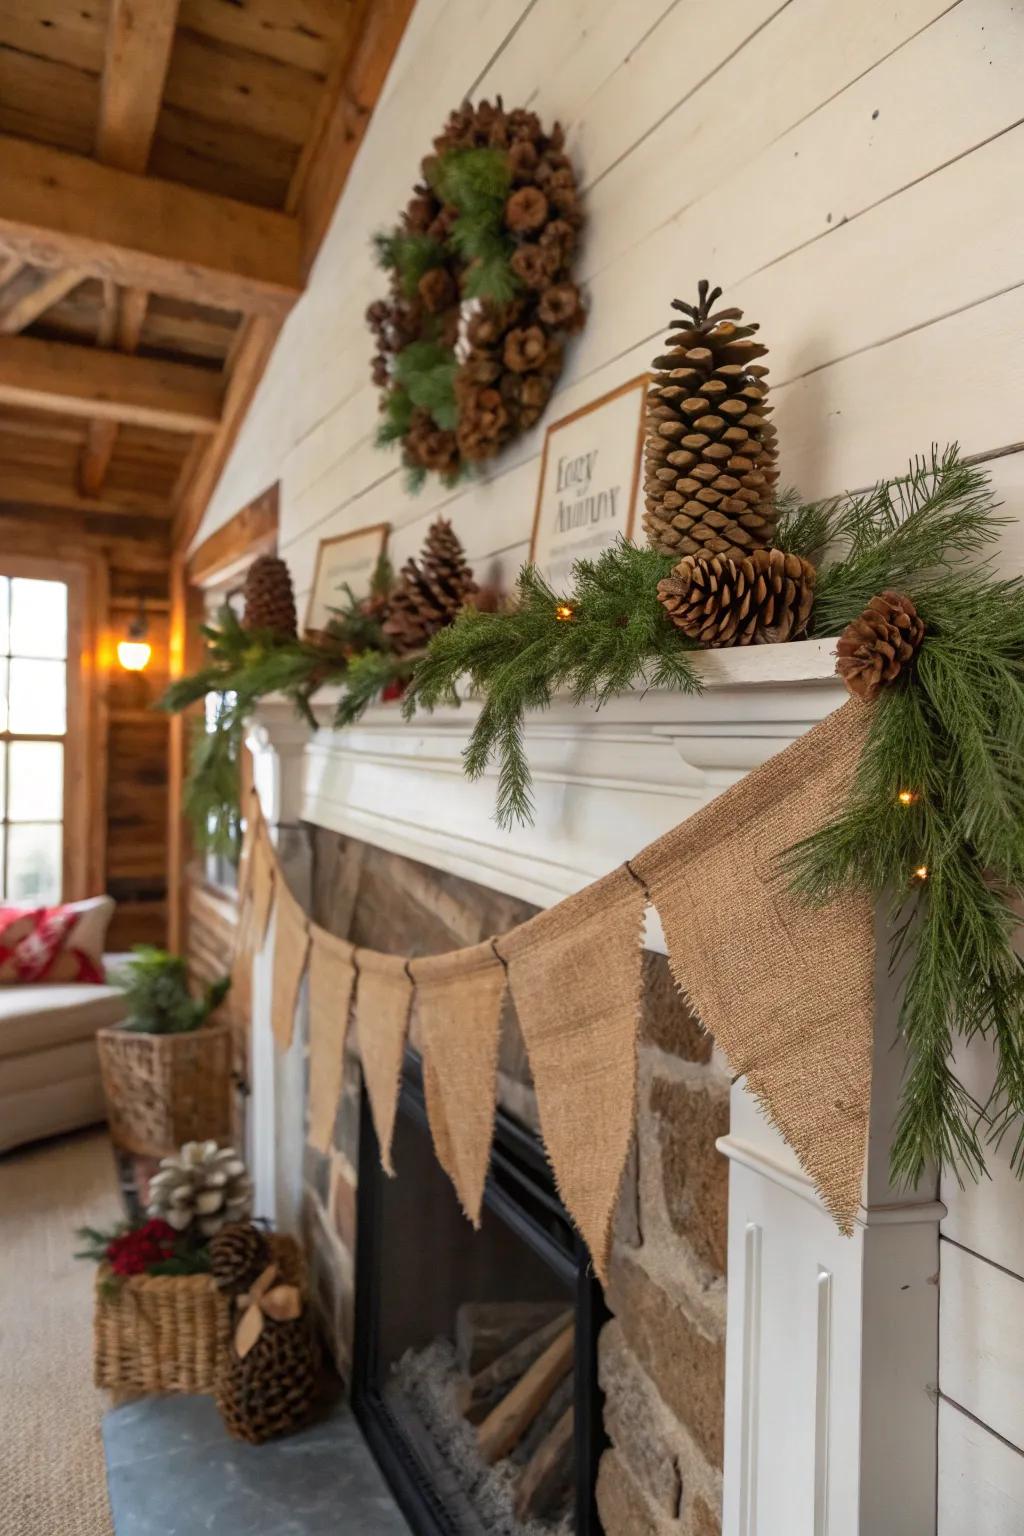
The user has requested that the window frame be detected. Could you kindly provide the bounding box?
[0,554,96,904]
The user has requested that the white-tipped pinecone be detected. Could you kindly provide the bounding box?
[147,1141,253,1238]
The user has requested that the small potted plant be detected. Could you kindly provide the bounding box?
[97,947,233,1159]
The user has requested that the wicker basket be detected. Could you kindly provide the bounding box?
[93,1233,302,1395]
[97,1020,232,1158]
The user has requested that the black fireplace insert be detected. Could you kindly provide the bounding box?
[353,1052,607,1535]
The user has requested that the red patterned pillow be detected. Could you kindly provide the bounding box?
[0,897,114,985]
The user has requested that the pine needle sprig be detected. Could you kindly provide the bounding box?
[811,445,1004,635]
[406,541,701,827]
[393,340,459,430]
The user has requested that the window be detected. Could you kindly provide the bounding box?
[0,576,69,904]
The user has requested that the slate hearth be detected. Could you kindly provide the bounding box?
[102,1394,411,1536]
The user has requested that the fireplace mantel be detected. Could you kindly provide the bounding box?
[285,637,846,915]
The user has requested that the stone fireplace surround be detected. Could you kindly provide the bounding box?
[245,639,942,1536]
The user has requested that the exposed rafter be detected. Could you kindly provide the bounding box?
[0,467,170,519]
[97,0,182,173]
[0,138,303,318]
[0,336,223,433]
[0,267,90,335]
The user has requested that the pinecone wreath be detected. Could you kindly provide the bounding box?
[644,281,778,560]
[147,1141,252,1237]
[383,518,478,654]
[657,550,816,647]
[242,556,298,640]
[211,1222,320,1445]
[836,592,925,701]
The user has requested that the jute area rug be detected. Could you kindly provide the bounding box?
[0,1129,119,1536]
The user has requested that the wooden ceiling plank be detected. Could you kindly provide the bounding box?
[0,335,224,434]
[79,419,121,496]
[97,0,182,174]
[172,1,414,552]
[0,137,302,317]
[0,266,90,335]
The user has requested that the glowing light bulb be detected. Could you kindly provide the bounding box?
[554,604,574,622]
[913,864,929,882]
[117,639,152,672]
[897,790,917,806]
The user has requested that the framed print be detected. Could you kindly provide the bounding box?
[529,375,647,589]
[304,523,390,636]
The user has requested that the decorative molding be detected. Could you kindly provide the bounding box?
[295,639,845,919]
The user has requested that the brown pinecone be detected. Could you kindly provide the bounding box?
[505,186,549,233]
[508,141,539,181]
[510,243,549,290]
[405,407,459,478]
[242,556,298,639]
[539,281,583,331]
[418,266,457,313]
[215,1315,320,1445]
[504,326,548,373]
[643,280,778,560]
[210,1222,271,1294]
[455,380,510,461]
[836,592,924,701]
[382,519,478,654]
[657,549,816,647]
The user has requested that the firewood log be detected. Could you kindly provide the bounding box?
[514,1405,574,1520]
[456,1308,571,1421]
[476,1324,575,1465]
[455,1301,566,1375]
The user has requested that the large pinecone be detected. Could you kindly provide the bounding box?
[657,550,816,647]
[216,1316,320,1445]
[147,1142,252,1237]
[383,519,478,655]
[836,591,925,701]
[242,556,298,640]
[210,1222,270,1294]
[643,281,778,560]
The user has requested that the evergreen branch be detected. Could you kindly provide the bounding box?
[393,340,459,431]
[406,541,701,827]
[333,651,418,728]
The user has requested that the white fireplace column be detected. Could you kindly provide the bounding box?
[719,910,942,1536]
[245,701,315,1234]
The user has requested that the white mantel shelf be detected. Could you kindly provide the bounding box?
[288,637,845,917]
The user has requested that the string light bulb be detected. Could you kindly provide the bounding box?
[897,790,917,806]
[913,864,929,882]
[117,602,151,672]
[554,603,575,622]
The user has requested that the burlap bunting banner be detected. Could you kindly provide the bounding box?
[496,865,646,1284]
[248,829,276,954]
[271,878,310,1052]
[306,929,357,1154]
[410,942,507,1227]
[353,949,414,1175]
[631,699,875,1233]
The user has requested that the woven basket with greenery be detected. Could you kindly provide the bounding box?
[97,948,232,1157]
[93,1233,302,1395]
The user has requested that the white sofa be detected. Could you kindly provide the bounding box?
[0,957,131,1153]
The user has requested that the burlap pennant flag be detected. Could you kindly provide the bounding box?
[410,942,507,1227]
[497,865,645,1283]
[631,699,875,1232]
[307,928,357,1153]
[247,828,276,953]
[271,879,310,1052]
[354,950,413,1175]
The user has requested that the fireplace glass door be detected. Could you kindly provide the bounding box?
[353,1055,605,1535]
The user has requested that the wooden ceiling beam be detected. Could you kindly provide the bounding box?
[0,138,302,317]
[0,468,169,519]
[0,336,223,434]
[97,0,182,173]
[0,267,90,335]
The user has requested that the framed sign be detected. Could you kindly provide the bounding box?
[529,375,647,588]
[304,522,389,636]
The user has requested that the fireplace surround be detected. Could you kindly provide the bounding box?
[247,645,944,1535]
[352,1052,607,1534]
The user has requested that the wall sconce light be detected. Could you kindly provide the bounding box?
[117,604,152,672]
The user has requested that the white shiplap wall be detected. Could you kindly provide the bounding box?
[194,0,1024,1523]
